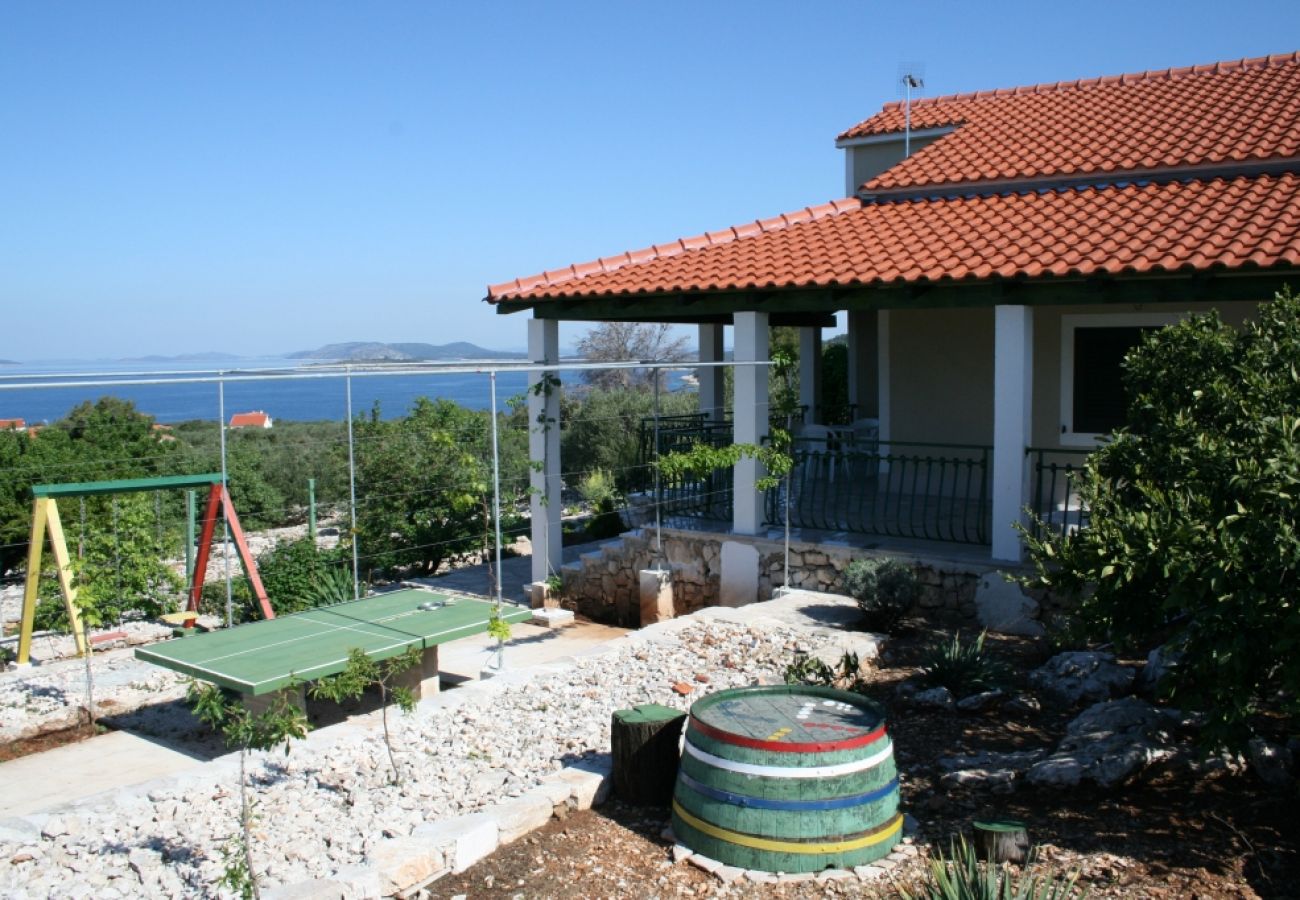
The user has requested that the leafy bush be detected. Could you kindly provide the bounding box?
[578,469,624,541]
[899,836,1087,900]
[918,631,1008,697]
[1021,289,1300,749]
[844,558,919,631]
[256,538,352,614]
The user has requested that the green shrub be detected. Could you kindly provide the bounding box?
[899,836,1087,900]
[1021,289,1300,749]
[256,538,352,614]
[844,558,919,631]
[303,564,358,607]
[578,469,624,541]
[918,631,1009,697]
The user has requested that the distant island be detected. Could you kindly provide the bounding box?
[118,352,245,363]
[0,359,17,365]
[288,341,527,362]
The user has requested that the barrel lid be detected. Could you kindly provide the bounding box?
[690,685,887,753]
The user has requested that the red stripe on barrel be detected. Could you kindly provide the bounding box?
[688,714,888,753]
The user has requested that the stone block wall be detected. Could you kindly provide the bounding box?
[559,527,1002,629]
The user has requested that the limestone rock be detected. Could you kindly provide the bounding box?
[1029,651,1135,706]
[955,689,1004,712]
[1248,738,1296,788]
[913,686,954,709]
[1027,697,1181,789]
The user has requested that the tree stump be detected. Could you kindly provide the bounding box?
[611,704,687,807]
[973,819,1031,864]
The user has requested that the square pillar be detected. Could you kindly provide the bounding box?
[697,323,726,421]
[797,326,822,425]
[732,311,769,535]
[528,317,563,583]
[846,310,879,419]
[877,310,891,444]
[992,305,1033,562]
[242,684,306,717]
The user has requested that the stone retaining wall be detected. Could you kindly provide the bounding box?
[559,528,1036,630]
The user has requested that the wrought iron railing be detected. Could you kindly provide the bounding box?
[765,438,992,545]
[1027,447,1091,540]
[639,416,735,519]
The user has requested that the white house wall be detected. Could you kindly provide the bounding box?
[887,307,994,445]
[879,301,1262,451]
[1028,300,1261,449]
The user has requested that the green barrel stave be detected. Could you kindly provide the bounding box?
[670,684,902,873]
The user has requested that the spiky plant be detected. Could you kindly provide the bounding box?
[898,837,1088,900]
[917,630,1010,697]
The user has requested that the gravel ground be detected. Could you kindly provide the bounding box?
[0,619,816,898]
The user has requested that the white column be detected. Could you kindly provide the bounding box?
[992,305,1033,562]
[528,317,563,582]
[732,311,769,535]
[697,323,725,421]
[797,326,821,425]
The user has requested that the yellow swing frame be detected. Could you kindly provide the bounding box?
[14,473,264,666]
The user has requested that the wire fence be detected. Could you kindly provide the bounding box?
[0,358,772,635]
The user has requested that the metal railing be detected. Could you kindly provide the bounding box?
[766,438,992,544]
[652,422,735,520]
[1027,448,1091,540]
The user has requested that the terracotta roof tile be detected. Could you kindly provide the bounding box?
[486,174,1300,302]
[837,53,1300,192]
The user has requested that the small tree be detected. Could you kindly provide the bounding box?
[188,681,310,899]
[310,647,421,783]
[576,323,690,391]
[1022,289,1300,749]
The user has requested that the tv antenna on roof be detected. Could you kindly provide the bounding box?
[898,62,926,156]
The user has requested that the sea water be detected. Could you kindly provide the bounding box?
[0,358,689,424]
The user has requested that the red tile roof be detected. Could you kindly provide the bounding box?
[0,418,26,430]
[488,174,1300,301]
[229,411,272,428]
[838,53,1300,193]
[487,54,1300,305]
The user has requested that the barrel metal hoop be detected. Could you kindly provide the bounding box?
[677,771,899,811]
[673,801,903,854]
[683,736,893,778]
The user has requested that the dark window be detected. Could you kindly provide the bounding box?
[1072,326,1152,434]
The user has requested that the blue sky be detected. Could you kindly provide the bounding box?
[2,1,1296,359]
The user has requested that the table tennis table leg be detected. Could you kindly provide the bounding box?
[241,684,307,717]
[392,645,440,699]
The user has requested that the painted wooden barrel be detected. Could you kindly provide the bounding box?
[671,685,901,873]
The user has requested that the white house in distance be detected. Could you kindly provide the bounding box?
[229,411,273,430]
[485,53,1300,618]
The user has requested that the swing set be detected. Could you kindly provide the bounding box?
[15,473,274,666]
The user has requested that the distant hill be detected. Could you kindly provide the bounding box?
[118,352,244,362]
[0,359,17,365]
[288,341,526,362]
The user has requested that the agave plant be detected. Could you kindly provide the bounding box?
[899,837,1088,900]
[305,565,359,607]
[917,630,1011,697]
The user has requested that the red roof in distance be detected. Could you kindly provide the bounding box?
[229,411,272,428]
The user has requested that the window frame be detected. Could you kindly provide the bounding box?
[1059,312,1182,447]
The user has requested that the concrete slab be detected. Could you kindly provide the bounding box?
[0,730,204,818]
[437,620,628,683]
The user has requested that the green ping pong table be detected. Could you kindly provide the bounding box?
[135,589,530,698]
